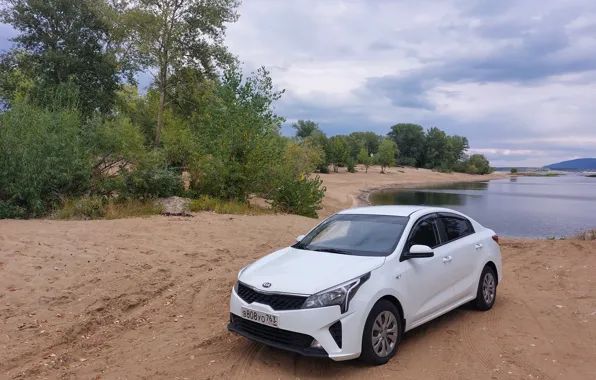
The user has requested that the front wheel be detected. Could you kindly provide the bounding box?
[473,265,497,311]
[360,300,403,365]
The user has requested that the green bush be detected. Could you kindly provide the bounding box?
[466,164,479,174]
[318,164,330,174]
[397,157,417,167]
[121,151,184,198]
[510,168,518,174]
[269,174,326,218]
[189,156,251,201]
[347,159,356,173]
[0,100,91,218]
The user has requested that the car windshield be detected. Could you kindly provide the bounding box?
[293,214,409,257]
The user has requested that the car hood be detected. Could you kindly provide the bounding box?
[238,247,386,295]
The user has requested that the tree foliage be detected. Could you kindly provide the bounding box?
[388,123,425,166]
[0,99,91,218]
[0,0,122,115]
[357,148,372,173]
[292,119,320,139]
[129,0,240,146]
[376,139,398,173]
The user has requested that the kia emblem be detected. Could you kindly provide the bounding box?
[262,282,271,288]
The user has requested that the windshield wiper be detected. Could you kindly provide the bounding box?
[310,247,354,255]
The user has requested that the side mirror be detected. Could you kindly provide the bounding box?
[405,245,434,259]
[296,235,305,243]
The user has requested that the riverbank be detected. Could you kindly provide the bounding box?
[317,165,505,215]
[1,166,594,380]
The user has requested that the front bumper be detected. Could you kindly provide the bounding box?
[228,288,364,361]
[228,313,329,357]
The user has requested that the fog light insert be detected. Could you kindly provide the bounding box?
[310,339,322,349]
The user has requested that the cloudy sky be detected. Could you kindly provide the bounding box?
[2,0,596,167]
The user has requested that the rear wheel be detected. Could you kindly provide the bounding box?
[360,300,403,365]
[473,265,497,311]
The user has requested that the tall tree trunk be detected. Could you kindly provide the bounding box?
[155,59,167,147]
[155,88,165,147]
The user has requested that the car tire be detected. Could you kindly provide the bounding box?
[473,265,497,311]
[360,300,403,366]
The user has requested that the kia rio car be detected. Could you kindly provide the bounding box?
[227,205,502,365]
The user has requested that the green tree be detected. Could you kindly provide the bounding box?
[446,135,469,169]
[304,130,329,173]
[292,119,321,139]
[346,132,365,160]
[424,127,449,169]
[468,154,492,175]
[510,168,518,174]
[327,135,349,172]
[388,123,425,166]
[130,0,240,146]
[357,147,372,173]
[0,0,121,115]
[376,139,398,174]
[189,66,286,200]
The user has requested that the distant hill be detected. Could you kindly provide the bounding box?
[544,158,596,170]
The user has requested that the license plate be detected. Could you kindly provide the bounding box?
[241,307,278,328]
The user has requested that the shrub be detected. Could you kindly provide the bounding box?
[466,164,479,174]
[83,114,146,178]
[52,196,162,220]
[510,168,518,174]
[318,164,330,174]
[189,195,273,215]
[0,100,91,218]
[189,156,250,201]
[397,157,417,167]
[347,159,356,173]
[269,174,326,218]
[435,163,452,173]
[121,151,184,198]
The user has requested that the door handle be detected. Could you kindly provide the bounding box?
[475,243,483,250]
[443,256,452,263]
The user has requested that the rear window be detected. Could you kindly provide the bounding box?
[440,215,474,241]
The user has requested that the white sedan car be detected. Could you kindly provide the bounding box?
[227,205,502,365]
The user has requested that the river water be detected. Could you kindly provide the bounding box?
[369,174,596,238]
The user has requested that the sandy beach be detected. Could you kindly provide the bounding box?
[1,166,595,380]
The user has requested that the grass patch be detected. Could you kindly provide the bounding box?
[52,197,162,220]
[189,196,274,215]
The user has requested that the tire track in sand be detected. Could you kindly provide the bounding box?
[230,341,262,380]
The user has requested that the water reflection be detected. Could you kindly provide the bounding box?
[371,190,468,206]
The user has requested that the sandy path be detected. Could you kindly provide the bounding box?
[1,167,595,380]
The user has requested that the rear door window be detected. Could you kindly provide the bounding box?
[439,214,474,242]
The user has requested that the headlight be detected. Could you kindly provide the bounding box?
[233,264,252,292]
[302,272,371,313]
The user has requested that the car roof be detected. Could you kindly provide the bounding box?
[337,205,460,217]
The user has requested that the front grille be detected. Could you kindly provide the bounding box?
[237,283,307,311]
[329,321,342,348]
[230,314,314,349]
